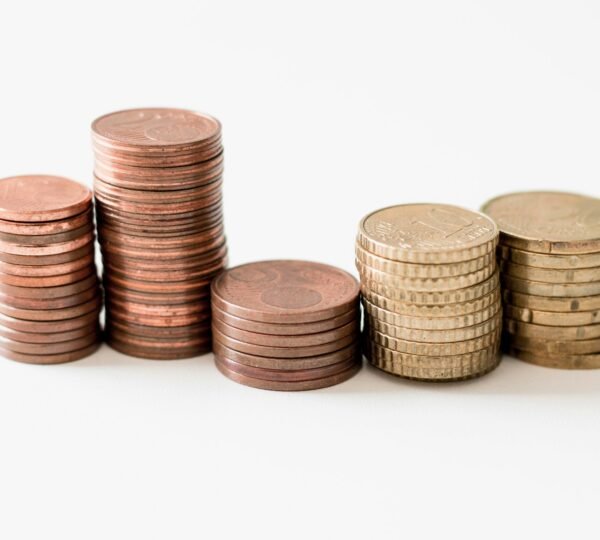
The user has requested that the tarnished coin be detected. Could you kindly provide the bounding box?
[107,336,211,360]
[503,289,600,312]
[502,274,600,297]
[0,284,99,310]
[357,204,498,263]
[106,318,210,339]
[502,333,600,355]
[104,258,226,283]
[506,346,600,370]
[0,222,93,246]
[107,302,210,328]
[99,224,224,249]
[0,208,93,235]
[498,244,600,270]
[100,234,225,260]
[0,324,100,344]
[504,303,600,326]
[0,253,94,277]
[104,284,208,306]
[0,308,100,333]
[0,265,94,288]
[0,176,92,222]
[0,242,94,266]
[0,294,101,321]
[482,191,600,254]
[500,259,600,284]
[0,342,100,365]
[103,272,212,294]
[0,330,99,355]
[211,260,359,324]
[95,190,222,215]
[0,274,99,299]
[504,318,600,340]
[0,231,94,256]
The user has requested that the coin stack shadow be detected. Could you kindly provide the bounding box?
[356,204,502,381]
[210,260,361,391]
[0,175,102,364]
[92,108,227,359]
[482,191,600,369]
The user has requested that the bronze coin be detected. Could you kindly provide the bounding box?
[96,199,222,222]
[0,323,100,344]
[0,265,95,288]
[0,274,99,299]
[0,208,93,236]
[211,260,360,324]
[95,191,222,216]
[212,338,360,371]
[0,175,92,222]
[98,223,224,249]
[211,305,359,336]
[107,303,210,327]
[0,242,94,266]
[97,214,223,238]
[94,145,223,168]
[0,330,100,355]
[104,259,226,283]
[0,231,94,256]
[212,317,359,348]
[107,295,210,317]
[100,234,225,260]
[106,317,210,338]
[0,294,101,321]
[96,201,222,225]
[107,336,211,360]
[214,356,361,391]
[0,285,100,311]
[0,341,100,365]
[107,326,210,348]
[0,222,93,246]
[216,353,360,383]
[103,272,211,294]
[0,253,95,277]
[212,326,357,358]
[0,308,100,333]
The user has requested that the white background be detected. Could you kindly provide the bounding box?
[0,1,599,539]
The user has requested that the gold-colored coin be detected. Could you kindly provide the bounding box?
[503,332,600,355]
[367,326,501,356]
[482,191,600,254]
[502,274,600,297]
[361,269,499,305]
[504,318,600,340]
[499,244,600,270]
[503,289,600,312]
[365,341,501,381]
[506,346,600,370]
[355,244,495,278]
[362,295,501,330]
[357,204,498,264]
[500,259,600,284]
[366,311,502,343]
[364,286,501,318]
[504,303,600,326]
[356,259,494,292]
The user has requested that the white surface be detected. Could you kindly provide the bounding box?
[0,1,599,539]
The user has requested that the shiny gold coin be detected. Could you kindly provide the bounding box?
[504,303,600,326]
[502,332,600,355]
[498,244,600,270]
[504,318,600,340]
[503,289,600,312]
[500,259,600,284]
[506,346,600,370]
[502,274,600,297]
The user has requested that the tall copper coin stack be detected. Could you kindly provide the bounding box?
[356,204,502,381]
[211,260,361,391]
[91,108,227,359]
[482,191,600,369]
[0,175,102,364]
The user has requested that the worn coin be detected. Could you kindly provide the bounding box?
[502,289,600,312]
[0,324,100,344]
[0,330,99,355]
[500,259,600,284]
[0,208,93,235]
[0,222,93,246]
[107,336,211,360]
[498,244,600,270]
[0,265,95,288]
[504,318,600,340]
[0,253,95,277]
[0,294,101,321]
[0,231,94,256]
[0,285,100,310]
[502,274,600,297]
[504,303,600,326]
[502,333,600,355]
[0,274,99,299]
[0,308,100,333]
[0,342,100,364]
[506,346,600,369]
[0,242,94,266]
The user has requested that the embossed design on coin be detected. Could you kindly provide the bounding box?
[261,286,322,310]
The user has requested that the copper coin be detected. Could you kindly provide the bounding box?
[0,274,99,299]
[107,303,210,327]
[0,222,93,246]
[95,190,222,215]
[0,323,100,344]
[0,284,100,310]
[96,199,223,222]
[215,356,361,391]
[0,308,100,333]
[100,234,225,260]
[107,295,210,317]
[0,231,94,256]
[211,260,360,324]
[212,338,360,371]
[103,272,211,294]
[107,336,210,360]
[0,265,95,288]
[104,283,208,306]
[106,317,210,338]
[0,208,93,235]
[0,294,101,321]
[212,326,357,358]
[216,353,360,383]
[0,253,95,278]
[104,259,226,283]
[0,175,92,222]
[0,330,100,355]
[0,341,100,365]
[99,224,224,249]
[107,326,210,348]
[212,317,359,348]
[0,242,94,266]
[97,214,223,238]
[93,145,223,168]
[212,305,359,336]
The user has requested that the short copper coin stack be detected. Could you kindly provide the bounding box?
[92,108,227,359]
[0,175,102,364]
[357,204,502,381]
[211,260,361,391]
[482,191,600,369]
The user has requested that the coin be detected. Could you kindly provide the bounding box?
[504,303,600,326]
[104,284,208,306]
[106,318,210,339]
[498,244,600,270]
[0,242,94,266]
[0,342,100,365]
[504,318,600,340]
[503,289,600,312]
[0,253,95,277]
[107,336,210,360]
[0,330,99,355]
[505,347,600,370]
[482,191,600,254]
[0,274,99,299]
[502,333,600,355]
[500,259,600,284]
[103,272,211,294]
[0,294,101,321]
[0,231,94,256]
[0,265,95,288]
[502,274,600,297]
[0,222,93,246]
[0,208,93,235]
[0,324,100,344]
[0,308,100,333]
[0,284,100,310]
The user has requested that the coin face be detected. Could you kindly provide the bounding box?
[482,191,600,254]
[358,204,498,263]
[0,176,92,222]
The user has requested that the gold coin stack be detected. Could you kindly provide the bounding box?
[356,204,502,381]
[482,191,600,369]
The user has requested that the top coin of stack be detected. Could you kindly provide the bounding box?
[356,204,502,381]
[482,191,600,369]
[91,108,227,360]
[211,260,361,391]
[0,175,102,364]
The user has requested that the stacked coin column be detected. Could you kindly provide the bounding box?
[211,260,361,391]
[356,204,502,381]
[0,176,102,364]
[92,108,227,359]
[482,191,600,369]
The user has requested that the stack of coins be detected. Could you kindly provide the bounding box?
[91,108,227,359]
[211,260,361,391]
[356,204,502,381]
[482,191,600,369]
[0,175,102,364]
